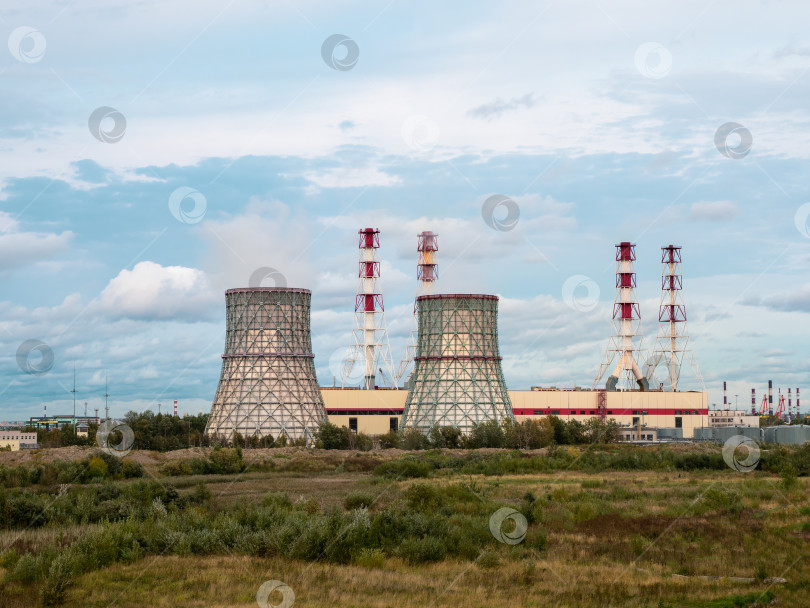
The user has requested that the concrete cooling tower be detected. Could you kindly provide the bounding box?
[401,294,513,434]
[205,287,327,443]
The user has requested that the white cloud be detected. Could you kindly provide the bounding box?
[0,212,74,272]
[690,200,739,221]
[98,261,217,320]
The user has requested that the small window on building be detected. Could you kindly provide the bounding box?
[551,410,560,415]
[632,417,639,426]
[349,417,358,433]
[675,417,682,428]
[389,417,398,432]
[533,410,543,415]
[607,410,612,415]
[632,410,639,415]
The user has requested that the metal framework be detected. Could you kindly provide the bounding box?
[593,242,649,391]
[342,228,397,389]
[401,294,514,434]
[206,288,327,443]
[395,231,438,387]
[644,245,704,391]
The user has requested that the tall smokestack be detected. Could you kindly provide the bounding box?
[723,381,727,406]
[798,388,801,415]
[768,380,773,415]
[751,388,756,415]
[174,400,178,417]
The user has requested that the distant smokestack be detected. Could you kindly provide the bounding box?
[723,381,727,406]
[768,380,773,404]
[789,388,792,410]
[174,400,178,417]
[797,388,801,414]
[44,404,47,417]
[751,388,756,415]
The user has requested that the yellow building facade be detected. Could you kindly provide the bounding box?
[322,387,709,438]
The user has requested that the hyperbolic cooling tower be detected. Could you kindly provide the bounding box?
[206,287,327,443]
[401,294,514,434]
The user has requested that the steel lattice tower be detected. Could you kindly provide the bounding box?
[401,294,514,434]
[644,245,704,391]
[206,287,327,443]
[342,228,397,389]
[593,242,649,391]
[395,231,438,387]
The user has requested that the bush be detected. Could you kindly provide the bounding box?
[405,483,443,512]
[317,422,351,450]
[344,492,374,511]
[373,459,432,479]
[398,536,446,563]
[352,432,374,452]
[401,428,431,450]
[378,430,401,449]
[122,459,144,478]
[355,547,386,568]
[86,456,108,479]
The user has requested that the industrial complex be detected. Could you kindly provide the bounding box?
[200,229,748,443]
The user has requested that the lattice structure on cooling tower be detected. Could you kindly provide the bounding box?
[206,288,327,443]
[401,294,513,434]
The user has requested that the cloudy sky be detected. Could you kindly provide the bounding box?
[1,0,809,420]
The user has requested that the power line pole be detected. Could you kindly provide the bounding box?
[70,363,77,422]
[104,373,110,421]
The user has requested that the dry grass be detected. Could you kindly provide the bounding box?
[2,448,808,607]
[1,553,792,608]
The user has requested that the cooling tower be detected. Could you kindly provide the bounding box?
[401,294,514,434]
[205,287,327,443]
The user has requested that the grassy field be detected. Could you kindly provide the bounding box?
[1,445,808,607]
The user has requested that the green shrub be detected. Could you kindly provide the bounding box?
[355,547,386,568]
[86,456,108,479]
[405,483,443,512]
[373,459,431,479]
[398,535,446,563]
[401,427,431,450]
[344,492,374,511]
[377,430,401,449]
[316,422,351,450]
[477,549,501,569]
[352,432,374,452]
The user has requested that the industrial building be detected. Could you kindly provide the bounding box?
[323,387,708,438]
[205,235,728,443]
[0,430,38,450]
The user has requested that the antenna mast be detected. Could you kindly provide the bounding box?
[593,242,648,391]
[396,231,438,387]
[342,228,397,389]
[645,245,704,391]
